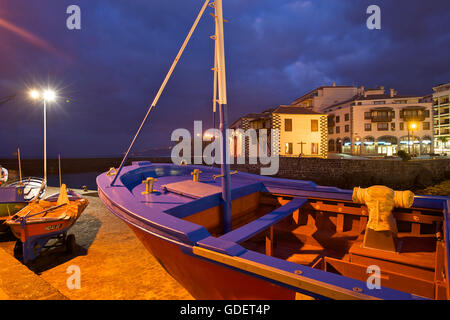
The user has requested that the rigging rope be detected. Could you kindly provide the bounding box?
[111,0,212,186]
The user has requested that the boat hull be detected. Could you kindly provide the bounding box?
[129,224,295,300]
[97,162,450,300]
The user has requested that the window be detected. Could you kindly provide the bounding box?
[423,122,430,130]
[311,119,319,132]
[285,143,293,155]
[336,116,340,123]
[365,123,372,131]
[364,112,371,120]
[345,125,350,133]
[345,113,350,121]
[377,123,389,131]
[328,127,334,134]
[285,119,292,132]
[336,126,340,134]
[391,123,395,131]
[311,143,319,155]
[328,140,335,152]
[400,122,404,130]
[374,101,386,105]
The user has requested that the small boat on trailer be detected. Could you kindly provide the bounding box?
[0,177,47,229]
[97,0,450,299]
[6,184,88,263]
[98,162,450,300]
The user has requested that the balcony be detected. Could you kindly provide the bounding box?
[368,107,394,123]
[400,106,428,122]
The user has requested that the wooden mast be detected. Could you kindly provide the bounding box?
[215,0,232,233]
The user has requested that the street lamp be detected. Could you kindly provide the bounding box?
[29,88,57,182]
[408,122,418,157]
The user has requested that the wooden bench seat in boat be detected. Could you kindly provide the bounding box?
[220,197,308,244]
[349,236,436,271]
[161,180,222,199]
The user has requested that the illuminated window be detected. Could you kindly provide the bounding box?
[285,143,293,154]
[311,143,319,155]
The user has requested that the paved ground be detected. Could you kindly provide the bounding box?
[0,187,193,300]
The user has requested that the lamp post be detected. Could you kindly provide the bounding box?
[29,89,56,182]
[408,122,418,157]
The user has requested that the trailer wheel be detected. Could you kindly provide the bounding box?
[13,241,23,257]
[66,234,76,254]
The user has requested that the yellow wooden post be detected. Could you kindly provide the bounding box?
[191,169,202,182]
[142,177,157,195]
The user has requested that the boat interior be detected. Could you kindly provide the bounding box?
[172,188,448,300]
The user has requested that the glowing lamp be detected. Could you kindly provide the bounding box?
[29,90,40,100]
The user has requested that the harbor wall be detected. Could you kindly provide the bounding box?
[229,157,450,190]
[2,157,450,191]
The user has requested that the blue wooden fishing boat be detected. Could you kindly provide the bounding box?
[97,0,450,300]
[0,177,46,228]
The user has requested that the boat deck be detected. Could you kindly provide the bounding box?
[96,162,450,300]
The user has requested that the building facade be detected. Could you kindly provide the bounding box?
[230,106,328,159]
[291,83,359,112]
[433,83,450,153]
[324,87,433,156]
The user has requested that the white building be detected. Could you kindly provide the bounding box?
[291,83,359,113]
[433,83,450,154]
[324,86,433,157]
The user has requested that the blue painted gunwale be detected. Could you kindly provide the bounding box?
[0,186,25,204]
[97,162,449,300]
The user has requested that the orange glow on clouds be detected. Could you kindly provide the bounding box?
[0,17,70,61]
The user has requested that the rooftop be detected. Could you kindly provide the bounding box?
[273,105,323,115]
[291,85,356,105]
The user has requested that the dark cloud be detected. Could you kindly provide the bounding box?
[1,0,449,158]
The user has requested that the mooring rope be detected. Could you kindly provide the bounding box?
[111,0,212,186]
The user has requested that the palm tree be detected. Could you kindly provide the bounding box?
[437,136,448,155]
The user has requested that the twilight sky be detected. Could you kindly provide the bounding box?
[1,0,450,158]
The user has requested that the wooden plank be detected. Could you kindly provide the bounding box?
[411,223,421,236]
[220,198,307,244]
[265,226,274,257]
[324,257,434,299]
[337,213,344,233]
[349,254,435,282]
[349,241,436,271]
[444,200,450,299]
[162,180,222,199]
[193,246,380,300]
[301,201,442,225]
[359,216,368,234]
